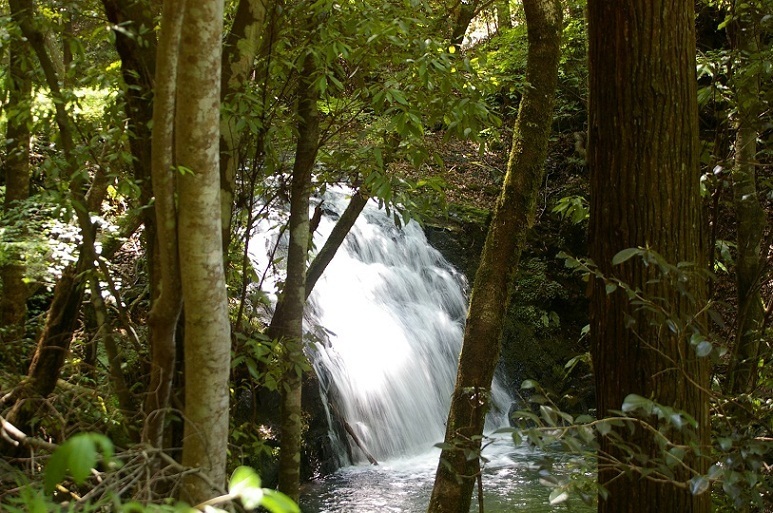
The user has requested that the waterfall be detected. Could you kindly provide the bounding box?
[251,189,512,465]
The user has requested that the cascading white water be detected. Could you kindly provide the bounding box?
[249,187,512,464]
[303,190,512,463]
[251,190,593,512]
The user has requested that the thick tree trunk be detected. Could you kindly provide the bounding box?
[3,258,87,443]
[587,1,710,512]
[426,2,562,512]
[727,11,766,394]
[267,50,320,503]
[142,0,185,451]
[0,19,33,344]
[175,0,231,503]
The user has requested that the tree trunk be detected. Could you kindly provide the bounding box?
[304,188,368,298]
[726,8,766,394]
[450,0,478,49]
[100,0,159,317]
[426,2,562,512]
[3,258,88,444]
[0,15,33,344]
[587,1,710,512]
[219,0,269,249]
[142,0,185,451]
[496,0,512,31]
[175,0,231,503]
[267,50,320,503]
[3,0,102,442]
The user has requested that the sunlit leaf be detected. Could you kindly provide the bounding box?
[690,476,710,496]
[549,489,569,505]
[229,466,263,509]
[261,489,301,513]
[622,394,653,414]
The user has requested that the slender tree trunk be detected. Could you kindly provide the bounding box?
[727,8,766,394]
[427,2,562,512]
[587,1,710,512]
[100,0,159,305]
[175,0,231,503]
[219,0,269,249]
[450,0,479,49]
[267,49,320,502]
[304,188,368,298]
[0,16,33,344]
[496,0,512,31]
[142,0,185,450]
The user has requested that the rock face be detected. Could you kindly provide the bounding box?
[424,205,491,280]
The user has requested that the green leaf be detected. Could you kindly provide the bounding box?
[695,340,712,358]
[549,488,569,505]
[689,476,710,496]
[176,165,195,176]
[717,437,732,451]
[621,394,653,414]
[44,447,68,494]
[229,466,263,509]
[520,379,538,390]
[67,434,97,484]
[612,247,640,266]
[666,447,686,466]
[260,489,301,513]
[595,419,612,437]
[43,433,113,494]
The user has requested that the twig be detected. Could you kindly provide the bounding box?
[0,414,57,452]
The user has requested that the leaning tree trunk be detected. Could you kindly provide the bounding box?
[175,0,231,503]
[0,16,33,345]
[426,2,562,512]
[267,48,320,503]
[3,0,103,442]
[726,8,766,395]
[450,0,479,50]
[587,1,711,512]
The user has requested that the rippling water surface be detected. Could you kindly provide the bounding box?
[301,439,594,513]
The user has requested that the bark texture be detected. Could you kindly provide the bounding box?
[267,50,320,502]
[142,0,185,450]
[219,0,269,248]
[175,0,231,503]
[426,2,562,511]
[727,10,766,394]
[304,188,368,298]
[587,1,710,511]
